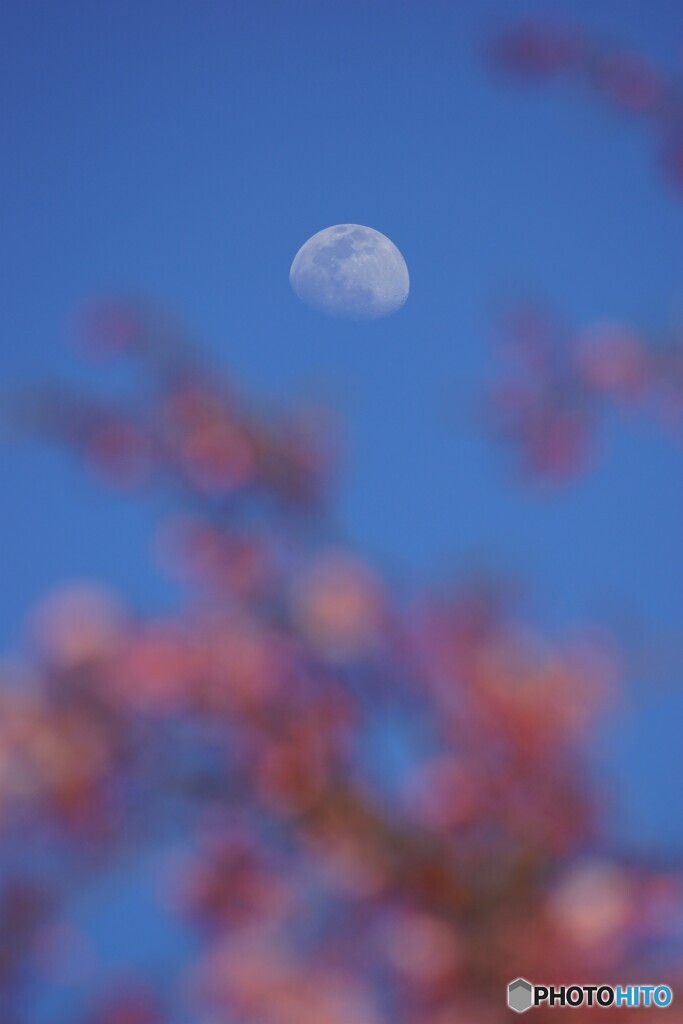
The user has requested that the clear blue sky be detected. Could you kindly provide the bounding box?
[1,0,682,855]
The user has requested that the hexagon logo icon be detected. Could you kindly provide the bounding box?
[508,978,533,1013]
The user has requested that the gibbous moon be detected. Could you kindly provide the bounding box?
[289,224,409,320]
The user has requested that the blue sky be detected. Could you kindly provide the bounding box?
[1,0,683,853]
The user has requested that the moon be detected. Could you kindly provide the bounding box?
[289,224,409,320]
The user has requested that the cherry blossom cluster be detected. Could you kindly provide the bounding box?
[489,18,683,195]
[486,305,683,481]
[1,304,681,1023]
